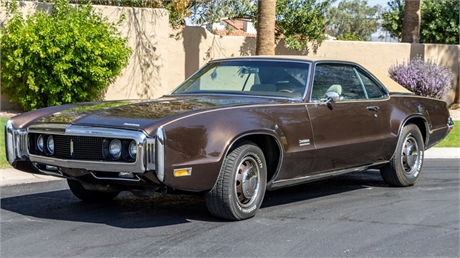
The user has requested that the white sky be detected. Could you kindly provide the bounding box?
[366,0,391,7]
[332,0,392,7]
[367,0,389,6]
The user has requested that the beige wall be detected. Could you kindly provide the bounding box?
[1,2,459,111]
[171,27,459,105]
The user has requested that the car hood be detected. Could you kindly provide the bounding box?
[11,95,287,135]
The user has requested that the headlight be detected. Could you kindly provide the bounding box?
[47,136,54,154]
[37,135,44,152]
[109,139,122,159]
[129,140,137,159]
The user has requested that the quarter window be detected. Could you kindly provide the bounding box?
[356,70,386,99]
[312,63,386,101]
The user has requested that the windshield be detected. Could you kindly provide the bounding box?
[172,60,311,99]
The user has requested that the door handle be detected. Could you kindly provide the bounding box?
[366,106,380,112]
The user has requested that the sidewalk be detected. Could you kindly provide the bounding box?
[1,148,459,187]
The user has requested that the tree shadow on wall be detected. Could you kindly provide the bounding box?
[409,43,425,60]
[182,27,208,78]
[239,37,256,56]
[238,37,322,57]
[118,8,163,99]
[97,7,163,100]
[275,39,321,56]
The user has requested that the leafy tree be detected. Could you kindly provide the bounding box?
[275,0,334,51]
[1,0,132,111]
[381,0,404,39]
[188,0,255,26]
[327,0,381,41]
[420,0,459,44]
[381,0,459,44]
[80,0,254,29]
[82,0,334,52]
[248,0,335,52]
[190,0,335,53]
[337,33,362,40]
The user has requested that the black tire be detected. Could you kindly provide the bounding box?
[67,179,119,202]
[205,141,267,220]
[380,124,424,186]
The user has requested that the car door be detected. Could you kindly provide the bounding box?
[307,62,389,173]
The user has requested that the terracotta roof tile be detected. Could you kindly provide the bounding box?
[212,19,257,37]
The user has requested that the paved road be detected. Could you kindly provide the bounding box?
[1,159,459,257]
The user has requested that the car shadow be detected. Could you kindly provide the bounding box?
[262,169,387,208]
[1,170,387,228]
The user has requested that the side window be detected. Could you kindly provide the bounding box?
[356,70,386,99]
[312,64,366,101]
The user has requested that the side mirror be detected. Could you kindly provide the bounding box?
[322,91,340,105]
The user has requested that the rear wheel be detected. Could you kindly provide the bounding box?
[205,141,267,220]
[380,124,424,186]
[67,179,120,202]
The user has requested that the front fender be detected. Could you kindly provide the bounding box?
[158,105,303,192]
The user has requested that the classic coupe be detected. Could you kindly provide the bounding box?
[5,56,454,220]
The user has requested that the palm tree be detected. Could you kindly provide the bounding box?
[401,0,422,43]
[256,0,276,55]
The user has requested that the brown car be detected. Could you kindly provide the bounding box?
[5,56,454,220]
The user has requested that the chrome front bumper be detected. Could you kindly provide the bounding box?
[5,120,28,164]
[5,121,165,182]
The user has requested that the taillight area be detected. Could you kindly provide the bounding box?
[448,117,454,131]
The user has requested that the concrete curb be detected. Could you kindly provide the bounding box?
[1,148,459,187]
[0,168,63,187]
[424,147,460,159]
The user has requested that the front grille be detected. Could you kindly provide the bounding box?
[145,139,155,170]
[29,133,104,160]
[54,135,104,160]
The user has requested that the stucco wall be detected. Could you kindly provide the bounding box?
[171,27,459,105]
[1,2,459,111]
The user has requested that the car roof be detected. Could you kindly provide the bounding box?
[212,56,411,94]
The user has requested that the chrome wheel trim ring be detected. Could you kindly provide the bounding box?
[401,134,421,176]
[235,156,260,208]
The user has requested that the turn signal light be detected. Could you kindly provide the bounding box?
[174,168,192,177]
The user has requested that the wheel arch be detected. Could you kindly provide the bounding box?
[401,116,429,147]
[227,133,282,184]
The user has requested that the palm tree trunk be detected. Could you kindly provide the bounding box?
[256,0,276,55]
[401,0,422,43]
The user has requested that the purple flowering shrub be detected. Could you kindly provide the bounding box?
[388,56,453,99]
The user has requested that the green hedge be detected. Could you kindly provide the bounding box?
[1,0,132,111]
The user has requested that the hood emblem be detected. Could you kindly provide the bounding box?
[124,123,140,127]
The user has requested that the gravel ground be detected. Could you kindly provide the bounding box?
[1,105,460,119]
[448,103,460,120]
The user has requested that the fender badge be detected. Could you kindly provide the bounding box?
[299,139,310,146]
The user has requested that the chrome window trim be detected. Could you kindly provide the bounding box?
[353,67,369,99]
[170,58,312,102]
[310,61,391,103]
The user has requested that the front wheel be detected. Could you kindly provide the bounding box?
[67,179,120,202]
[380,124,424,186]
[205,141,267,220]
